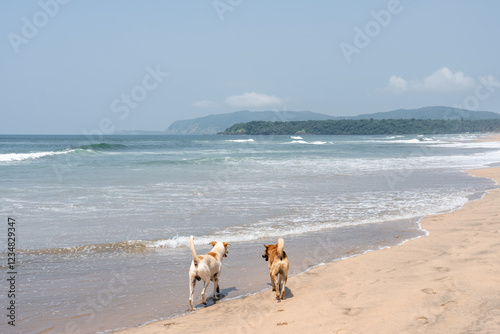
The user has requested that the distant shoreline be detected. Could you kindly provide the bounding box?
[218,119,500,135]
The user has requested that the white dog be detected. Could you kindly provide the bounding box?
[189,235,230,310]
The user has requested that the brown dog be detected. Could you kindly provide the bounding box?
[262,238,289,300]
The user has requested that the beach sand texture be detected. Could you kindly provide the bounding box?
[118,168,500,334]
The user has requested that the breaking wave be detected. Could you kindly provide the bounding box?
[225,139,255,143]
[0,149,76,162]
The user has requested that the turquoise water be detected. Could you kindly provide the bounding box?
[1,134,499,333]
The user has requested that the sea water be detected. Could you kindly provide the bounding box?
[0,134,499,333]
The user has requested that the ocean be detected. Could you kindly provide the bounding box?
[1,134,499,333]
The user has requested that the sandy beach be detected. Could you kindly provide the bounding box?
[117,141,500,334]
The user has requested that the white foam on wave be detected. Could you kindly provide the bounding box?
[285,140,329,145]
[253,144,500,174]
[144,215,419,250]
[143,190,472,250]
[371,138,446,144]
[383,135,404,139]
[291,136,303,139]
[143,218,367,249]
[225,139,255,143]
[0,149,76,162]
[432,141,500,149]
[351,149,500,172]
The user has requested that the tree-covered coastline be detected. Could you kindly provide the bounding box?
[218,119,500,135]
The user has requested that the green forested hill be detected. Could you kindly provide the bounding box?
[219,119,500,135]
[164,110,334,135]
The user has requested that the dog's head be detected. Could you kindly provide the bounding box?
[262,244,270,261]
[209,241,230,257]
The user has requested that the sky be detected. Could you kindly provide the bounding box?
[1,0,500,134]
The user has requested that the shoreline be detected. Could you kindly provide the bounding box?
[116,167,500,333]
[115,138,500,334]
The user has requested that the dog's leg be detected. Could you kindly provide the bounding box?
[189,277,196,310]
[271,272,280,300]
[213,276,219,300]
[270,272,276,291]
[277,273,282,300]
[280,273,287,300]
[201,278,209,305]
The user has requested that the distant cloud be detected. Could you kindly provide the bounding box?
[192,100,219,108]
[225,92,285,108]
[384,67,476,94]
[385,75,408,94]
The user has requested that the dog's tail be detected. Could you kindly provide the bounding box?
[277,238,285,260]
[190,235,199,266]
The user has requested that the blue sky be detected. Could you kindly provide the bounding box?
[1,0,500,134]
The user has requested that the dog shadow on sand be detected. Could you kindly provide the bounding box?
[265,284,294,300]
[190,286,238,310]
[190,285,293,311]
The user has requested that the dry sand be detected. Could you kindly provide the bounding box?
[118,140,500,334]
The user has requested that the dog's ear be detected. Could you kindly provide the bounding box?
[209,241,217,247]
[262,244,269,261]
[222,242,230,257]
